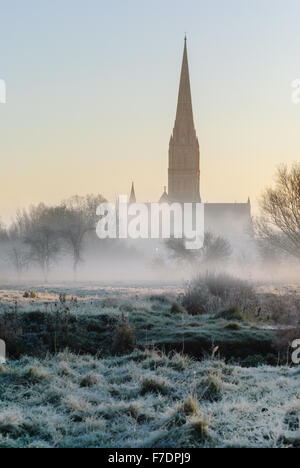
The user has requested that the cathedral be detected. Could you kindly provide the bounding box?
[130,38,252,246]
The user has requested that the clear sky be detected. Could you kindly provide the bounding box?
[0,0,300,222]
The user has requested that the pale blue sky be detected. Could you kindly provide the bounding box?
[0,0,300,220]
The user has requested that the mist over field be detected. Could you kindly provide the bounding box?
[0,139,299,451]
[0,167,300,448]
[1,0,300,450]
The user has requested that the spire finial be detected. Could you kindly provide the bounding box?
[129,182,136,204]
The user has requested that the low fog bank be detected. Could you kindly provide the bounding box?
[1,234,300,287]
[1,163,300,287]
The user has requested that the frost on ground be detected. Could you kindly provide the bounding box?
[0,283,184,307]
[0,284,275,359]
[0,350,299,448]
[0,282,299,448]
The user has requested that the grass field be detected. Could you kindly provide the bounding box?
[0,284,274,359]
[0,350,300,448]
[0,281,299,448]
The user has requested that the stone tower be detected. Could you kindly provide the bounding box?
[168,37,201,203]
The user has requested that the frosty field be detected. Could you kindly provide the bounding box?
[0,350,300,448]
[0,281,299,448]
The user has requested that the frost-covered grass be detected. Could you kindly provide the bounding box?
[0,350,299,448]
[0,288,274,359]
[0,283,183,309]
[0,283,299,448]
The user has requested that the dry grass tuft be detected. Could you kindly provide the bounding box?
[140,376,171,395]
[179,395,199,416]
[80,372,99,388]
[112,321,135,355]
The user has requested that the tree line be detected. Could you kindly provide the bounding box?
[0,195,106,281]
[0,163,299,280]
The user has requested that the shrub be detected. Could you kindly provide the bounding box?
[0,313,23,357]
[224,322,242,330]
[258,293,300,324]
[273,327,300,362]
[182,272,257,316]
[217,306,245,321]
[182,284,210,315]
[112,321,135,355]
[149,295,171,305]
[237,353,277,368]
[205,273,250,297]
[170,302,186,315]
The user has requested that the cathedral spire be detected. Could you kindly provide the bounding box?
[175,36,194,129]
[168,38,200,203]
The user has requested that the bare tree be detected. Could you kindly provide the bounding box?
[59,195,106,278]
[6,195,106,281]
[0,220,11,280]
[202,232,232,264]
[6,222,29,280]
[0,219,8,243]
[7,243,29,281]
[16,204,62,281]
[257,163,300,258]
[166,237,196,265]
[166,232,232,266]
